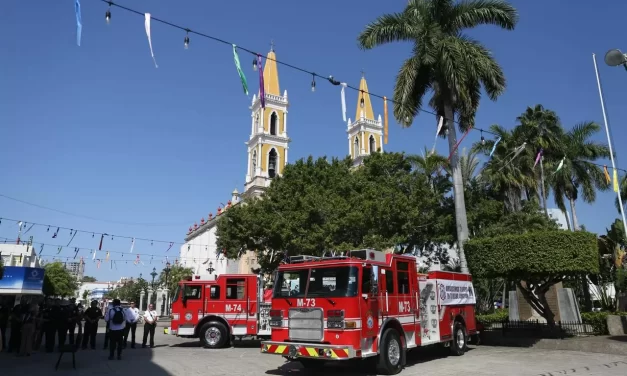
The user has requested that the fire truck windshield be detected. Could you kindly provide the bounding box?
[273,266,359,298]
[172,285,181,303]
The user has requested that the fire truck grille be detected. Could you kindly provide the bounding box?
[288,308,323,342]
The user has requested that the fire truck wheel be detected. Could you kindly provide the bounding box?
[450,321,466,356]
[199,321,229,349]
[376,328,404,375]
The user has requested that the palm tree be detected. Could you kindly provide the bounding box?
[516,105,565,217]
[406,147,450,193]
[548,122,611,230]
[358,0,518,273]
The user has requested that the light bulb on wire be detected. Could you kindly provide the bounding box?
[311,75,316,92]
[480,131,485,145]
[184,31,190,49]
[252,58,258,72]
[105,7,111,24]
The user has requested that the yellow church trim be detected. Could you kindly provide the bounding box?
[355,76,375,121]
[263,50,280,96]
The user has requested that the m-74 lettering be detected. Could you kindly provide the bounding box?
[225,304,242,312]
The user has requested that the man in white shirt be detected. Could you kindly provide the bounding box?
[142,304,158,348]
[123,301,139,349]
[104,299,131,360]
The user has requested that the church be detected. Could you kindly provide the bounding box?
[179,46,384,278]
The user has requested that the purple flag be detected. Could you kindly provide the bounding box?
[534,148,543,168]
[258,54,265,108]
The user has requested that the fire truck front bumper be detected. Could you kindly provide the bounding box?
[261,341,355,360]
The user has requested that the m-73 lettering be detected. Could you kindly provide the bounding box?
[296,298,316,307]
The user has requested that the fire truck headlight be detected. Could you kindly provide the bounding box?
[173,313,180,321]
[327,321,344,329]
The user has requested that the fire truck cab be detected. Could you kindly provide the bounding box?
[170,273,272,348]
[261,249,477,375]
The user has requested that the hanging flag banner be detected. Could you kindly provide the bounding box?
[383,96,389,144]
[533,148,543,168]
[92,249,96,260]
[144,13,158,68]
[258,54,265,108]
[604,166,611,184]
[613,169,620,193]
[554,157,565,174]
[39,244,44,256]
[98,234,104,251]
[232,45,248,95]
[97,259,101,269]
[430,116,444,154]
[130,238,135,253]
[75,0,82,47]
[489,137,502,158]
[73,247,79,259]
[57,246,62,254]
[165,242,174,252]
[340,83,347,122]
[134,254,140,265]
[52,227,59,238]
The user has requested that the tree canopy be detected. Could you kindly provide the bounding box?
[42,262,79,298]
[81,276,97,282]
[159,264,193,293]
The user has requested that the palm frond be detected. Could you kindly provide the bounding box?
[450,0,519,31]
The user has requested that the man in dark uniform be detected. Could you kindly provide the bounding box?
[67,300,81,345]
[56,300,70,349]
[81,300,102,350]
[44,299,59,352]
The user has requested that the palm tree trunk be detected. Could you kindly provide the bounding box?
[539,156,549,218]
[569,197,579,230]
[444,104,470,273]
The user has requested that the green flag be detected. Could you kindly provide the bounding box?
[232,44,248,95]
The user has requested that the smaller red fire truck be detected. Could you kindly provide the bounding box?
[170,273,272,348]
[260,249,477,375]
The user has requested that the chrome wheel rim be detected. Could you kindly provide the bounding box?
[456,328,465,349]
[205,327,221,346]
[388,338,401,366]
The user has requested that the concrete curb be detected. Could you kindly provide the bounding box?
[480,332,627,356]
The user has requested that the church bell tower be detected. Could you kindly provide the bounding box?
[347,74,384,167]
[244,45,290,197]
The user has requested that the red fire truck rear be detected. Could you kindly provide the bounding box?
[260,249,477,375]
[170,273,272,348]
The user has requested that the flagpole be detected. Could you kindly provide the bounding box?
[592,53,627,233]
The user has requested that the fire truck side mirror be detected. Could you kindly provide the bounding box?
[371,266,379,295]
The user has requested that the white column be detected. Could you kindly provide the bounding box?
[139,290,145,312]
[283,111,288,136]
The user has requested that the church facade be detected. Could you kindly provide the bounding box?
[179,52,384,277]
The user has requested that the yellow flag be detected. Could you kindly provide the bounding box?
[613,169,619,193]
[383,96,389,144]
[603,166,611,184]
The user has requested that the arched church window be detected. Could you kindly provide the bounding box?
[270,112,278,135]
[268,149,278,178]
[369,136,376,154]
[354,137,359,157]
[252,150,257,174]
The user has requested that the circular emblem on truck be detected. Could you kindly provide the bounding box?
[367,315,374,329]
[185,313,193,321]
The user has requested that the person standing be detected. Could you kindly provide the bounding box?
[81,300,102,350]
[0,301,9,351]
[45,299,60,353]
[104,299,129,360]
[142,304,158,348]
[123,301,139,349]
[56,300,71,349]
[8,304,23,353]
[18,304,37,356]
[103,301,113,350]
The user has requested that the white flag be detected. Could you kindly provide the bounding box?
[340,83,347,122]
[144,13,158,68]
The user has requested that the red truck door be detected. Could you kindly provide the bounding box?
[361,266,379,339]
[225,277,248,336]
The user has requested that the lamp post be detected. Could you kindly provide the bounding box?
[207,261,215,274]
[164,261,171,315]
[605,49,627,71]
[150,267,158,289]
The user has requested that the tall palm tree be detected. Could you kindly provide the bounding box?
[516,105,565,217]
[406,147,450,193]
[358,0,518,273]
[548,122,611,230]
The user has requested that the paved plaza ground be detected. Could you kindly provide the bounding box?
[1,327,627,376]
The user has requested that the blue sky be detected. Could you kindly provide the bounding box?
[1,0,626,281]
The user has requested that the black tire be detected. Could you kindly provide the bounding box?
[199,321,229,349]
[299,358,325,369]
[376,328,404,375]
[450,321,466,356]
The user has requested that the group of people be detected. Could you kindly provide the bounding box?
[0,298,160,360]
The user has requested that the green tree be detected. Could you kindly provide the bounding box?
[42,262,79,297]
[617,173,626,213]
[159,264,193,293]
[466,231,599,325]
[81,276,97,282]
[592,219,626,311]
[548,122,611,230]
[357,0,519,273]
[82,289,91,301]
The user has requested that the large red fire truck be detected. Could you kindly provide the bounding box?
[170,273,273,348]
[260,249,477,375]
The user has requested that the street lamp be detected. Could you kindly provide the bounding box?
[604,49,627,70]
[207,261,215,274]
[164,261,171,315]
[150,267,158,289]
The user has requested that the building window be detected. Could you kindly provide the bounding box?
[268,149,278,178]
[354,137,359,157]
[252,150,257,174]
[270,112,278,135]
[184,285,202,300]
[369,136,376,154]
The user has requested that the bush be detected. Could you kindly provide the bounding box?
[581,311,627,335]
[477,309,509,324]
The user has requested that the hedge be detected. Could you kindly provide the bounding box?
[476,309,509,323]
[581,311,627,335]
[465,231,599,278]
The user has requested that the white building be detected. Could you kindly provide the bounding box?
[64,261,85,281]
[0,243,41,268]
[179,46,288,279]
[547,208,570,230]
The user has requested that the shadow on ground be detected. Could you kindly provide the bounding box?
[608,335,627,342]
[264,345,470,376]
[169,338,264,348]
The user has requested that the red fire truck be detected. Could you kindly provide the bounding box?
[170,273,273,348]
[260,249,477,375]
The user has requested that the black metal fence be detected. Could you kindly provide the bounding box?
[480,319,598,338]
